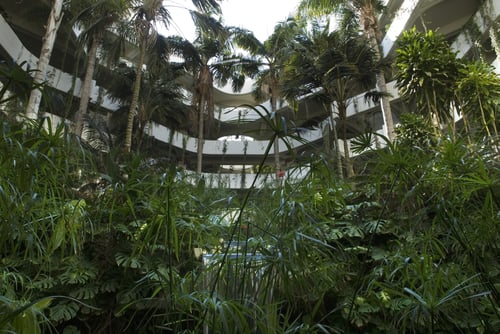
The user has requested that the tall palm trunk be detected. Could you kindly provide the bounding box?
[196,66,213,174]
[488,26,500,138]
[327,103,343,179]
[124,39,146,153]
[75,34,100,136]
[25,0,64,119]
[273,137,280,176]
[270,95,281,180]
[375,68,394,140]
[339,102,354,177]
[361,4,395,141]
[490,25,500,63]
[197,97,205,174]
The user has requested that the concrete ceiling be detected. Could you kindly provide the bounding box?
[413,0,481,39]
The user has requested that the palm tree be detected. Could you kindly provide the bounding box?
[71,0,129,137]
[123,0,170,153]
[282,25,378,178]
[25,0,64,120]
[104,60,189,151]
[166,12,255,173]
[298,0,395,141]
[123,0,221,154]
[232,19,300,179]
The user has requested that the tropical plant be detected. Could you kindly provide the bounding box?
[123,0,221,154]
[349,114,500,332]
[70,0,129,137]
[395,28,462,133]
[165,12,256,173]
[0,115,98,332]
[122,0,170,153]
[0,296,53,334]
[3,89,500,333]
[281,25,379,178]
[0,61,42,117]
[104,60,189,151]
[232,19,301,179]
[3,9,500,332]
[456,61,500,139]
[298,0,395,140]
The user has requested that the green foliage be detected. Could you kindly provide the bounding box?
[0,61,39,107]
[394,113,437,148]
[2,23,500,333]
[396,28,461,126]
[2,107,499,333]
[396,27,500,142]
[0,296,52,334]
[456,61,500,137]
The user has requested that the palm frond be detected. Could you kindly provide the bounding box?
[190,0,221,14]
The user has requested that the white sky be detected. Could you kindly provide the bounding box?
[163,0,300,42]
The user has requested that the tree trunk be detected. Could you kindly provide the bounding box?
[75,34,100,136]
[340,103,354,178]
[273,137,280,173]
[124,40,146,153]
[196,98,204,174]
[195,65,215,174]
[375,70,395,141]
[490,24,500,61]
[25,0,64,119]
[327,103,343,179]
[489,25,500,139]
[270,96,281,183]
[362,7,395,141]
[136,105,147,152]
[268,77,282,184]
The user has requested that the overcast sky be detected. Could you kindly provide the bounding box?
[164,0,300,42]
